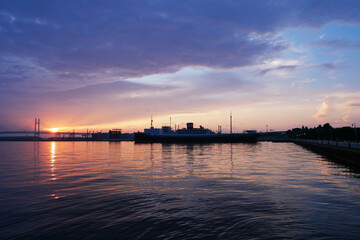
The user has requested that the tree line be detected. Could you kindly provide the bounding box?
[287,123,359,142]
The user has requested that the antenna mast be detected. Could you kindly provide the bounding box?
[151,115,153,128]
[230,112,232,134]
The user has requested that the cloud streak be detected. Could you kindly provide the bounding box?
[255,65,298,77]
[311,39,360,50]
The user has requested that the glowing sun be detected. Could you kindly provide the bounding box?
[48,128,59,133]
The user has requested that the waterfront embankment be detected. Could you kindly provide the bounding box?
[293,139,360,166]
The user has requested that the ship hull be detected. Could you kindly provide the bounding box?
[134,133,259,143]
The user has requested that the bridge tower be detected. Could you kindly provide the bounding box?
[34,118,40,138]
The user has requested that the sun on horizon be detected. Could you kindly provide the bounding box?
[48,128,59,133]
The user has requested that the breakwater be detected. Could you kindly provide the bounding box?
[293,139,360,166]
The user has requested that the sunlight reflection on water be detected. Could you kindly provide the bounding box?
[0,141,360,239]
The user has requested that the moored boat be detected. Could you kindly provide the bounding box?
[134,122,259,143]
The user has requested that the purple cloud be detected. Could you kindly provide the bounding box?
[1,0,359,80]
[319,63,337,70]
[311,39,360,50]
[255,62,340,77]
[0,1,282,77]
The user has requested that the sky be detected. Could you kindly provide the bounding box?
[0,0,360,133]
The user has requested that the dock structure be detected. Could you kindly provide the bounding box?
[257,131,289,142]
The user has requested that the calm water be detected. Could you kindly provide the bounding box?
[0,142,360,239]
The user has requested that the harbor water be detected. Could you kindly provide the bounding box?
[1,141,360,239]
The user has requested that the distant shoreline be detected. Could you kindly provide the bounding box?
[0,138,134,142]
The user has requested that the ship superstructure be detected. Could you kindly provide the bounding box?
[135,119,259,143]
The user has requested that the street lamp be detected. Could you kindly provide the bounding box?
[352,123,358,142]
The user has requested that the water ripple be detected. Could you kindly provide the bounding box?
[0,142,360,239]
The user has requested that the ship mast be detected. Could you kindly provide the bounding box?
[150,115,154,134]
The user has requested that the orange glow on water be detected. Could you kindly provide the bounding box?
[51,142,56,181]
